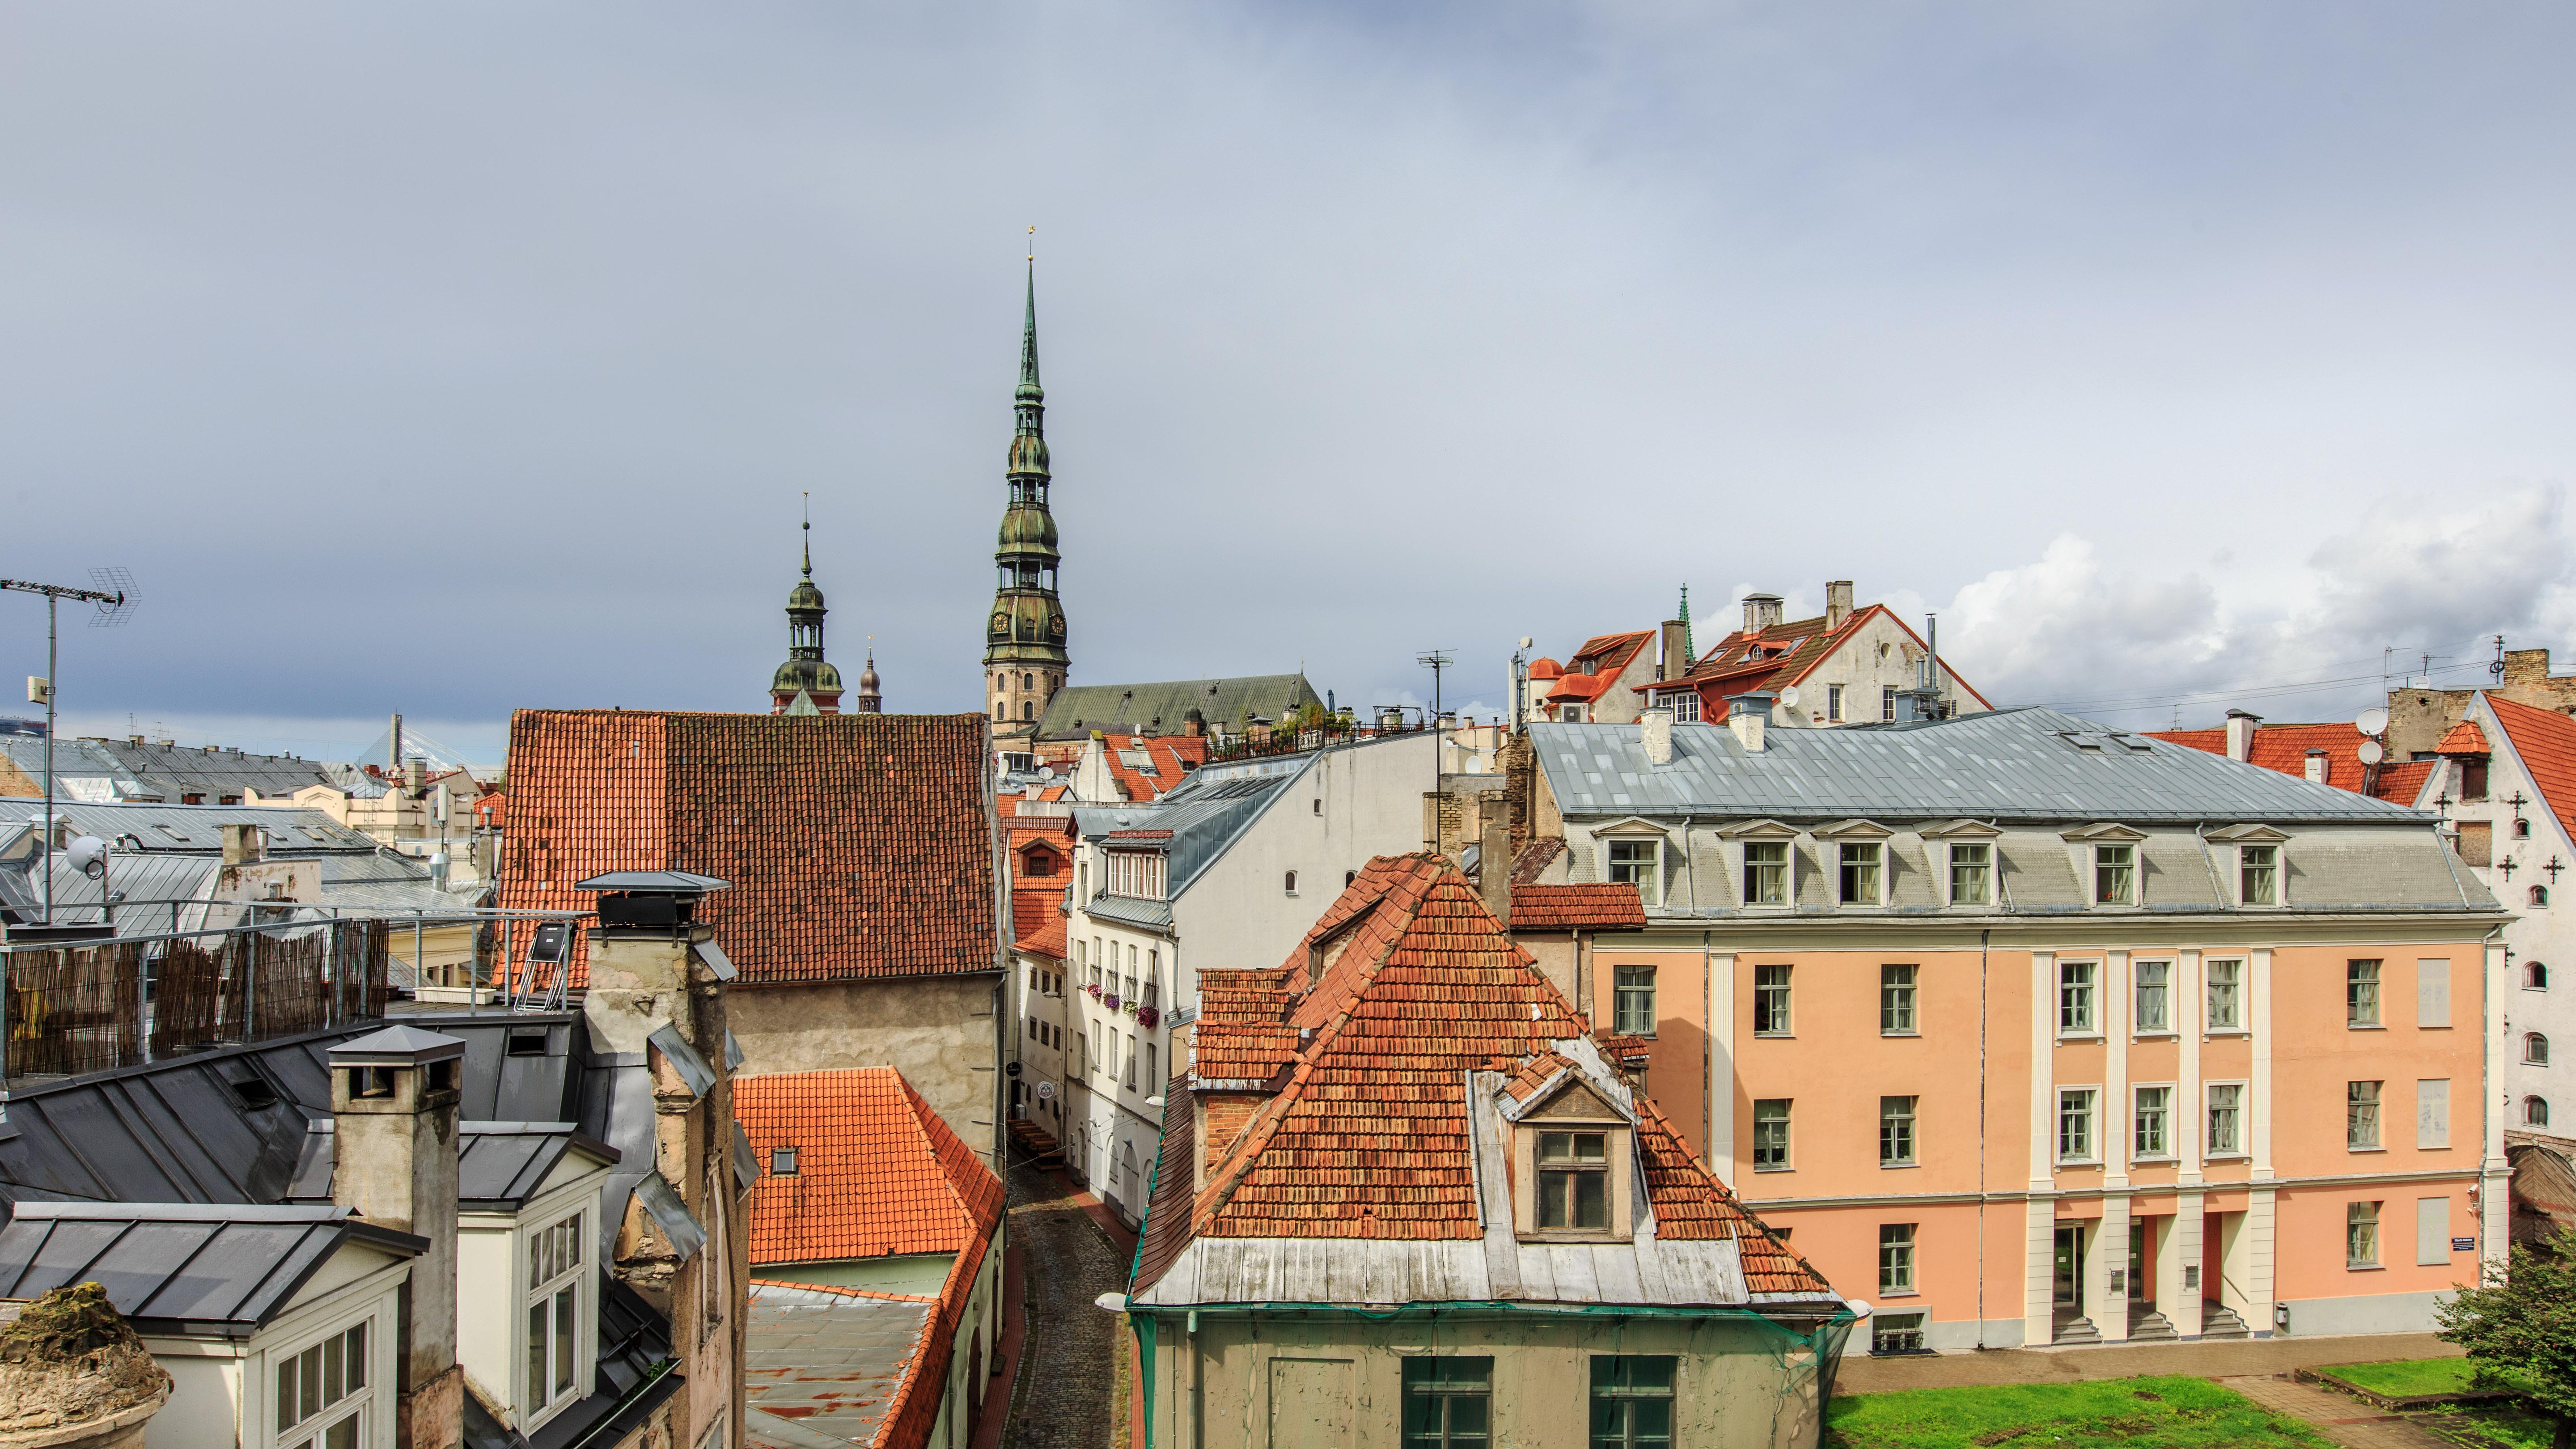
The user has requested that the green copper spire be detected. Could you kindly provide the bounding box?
[1677,584,1693,662]
[1016,257,1042,405]
[985,241,1068,735]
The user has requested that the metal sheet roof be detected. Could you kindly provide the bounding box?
[290,1121,616,1209]
[1532,708,2435,823]
[1035,673,1321,741]
[745,1282,935,1449]
[0,1203,420,1337]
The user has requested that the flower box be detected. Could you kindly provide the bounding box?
[1103,994,1121,1011]
[1136,1007,1161,1029]
[1085,983,1101,999]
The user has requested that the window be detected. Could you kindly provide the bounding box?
[2133,1086,2171,1158]
[2349,1080,2383,1150]
[2530,961,2551,990]
[1283,870,1298,896]
[2535,886,2552,909]
[1669,693,1699,724]
[1589,1356,1675,1449]
[1880,964,1918,1034]
[1878,1224,1917,1294]
[1402,1357,1492,1449]
[1146,1043,1157,1088]
[1881,686,1897,723]
[1838,841,1883,905]
[1123,1034,1137,1090]
[1826,684,1845,723]
[2418,1197,2451,1266]
[2135,961,2171,1033]
[1607,839,1662,906]
[1537,1131,1610,1229]
[1613,966,1657,1035]
[2057,1089,2097,1162]
[1021,701,1033,721]
[2421,958,2453,1027]
[2527,1096,2551,1128]
[2419,1079,2451,1148]
[1753,965,1792,1035]
[771,1147,798,1175]
[2463,758,2490,801]
[1022,849,1056,877]
[2348,960,2382,1027]
[1312,798,1322,815]
[2347,1201,2381,1267]
[2207,959,2243,1030]
[2527,1032,2551,1066]
[1751,1099,1792,1169]
[1743,841,1788,905]
[1103,851,1167,900]
[2207,1083,2243,1156]
[2239,844,2279,906]
[526,1212,584,1419]
[2093,844,2135,905]
[1879,1096,1916,1166]
[2059,962,2097,1034]
[1870,1310,1927,1355]
[276,1321,368,1449]
[1949,843,1992,905]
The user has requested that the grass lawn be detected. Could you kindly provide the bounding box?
[2409,1402,2563,1449]
[1825,1375,2329,1449]
[2317,1357,2482,1398]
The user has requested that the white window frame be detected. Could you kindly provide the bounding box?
[2091,843,2137,906]
[1826,684,1845,723]
[2204,1080,2247,1158]
[2056,1087,2099,1165]
[2347,1200,2381,1269]
[2348,1080,2385,1152]
[1613,965,1658,1037]
[271,1313,376,1449]
[2133,961,2174,1037]
[2205,959,2246,1034]
[2057,961,2101,1038]
[2132,1083,2175,1161]
[1838,840,1885,907]
[2237,843,2283,907]
[1877,1223,1918,1295]
[1946,842,1994,907]
[1752,964,1793,1037]
[1606,838,1664,907]
[1879,963,1919,1036]
[1741,839,1793,908]
[1668,692,1700,724]
[522,1209,589,1430]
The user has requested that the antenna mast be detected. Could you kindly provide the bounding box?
[1417,649,1454,721]
[1,571,137,926]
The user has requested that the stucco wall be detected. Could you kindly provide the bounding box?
[729,973,1001,1167]
[758,1252,956,1297]
[1144,1310,1836,1449]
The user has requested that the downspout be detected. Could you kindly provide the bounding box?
[1977,926,1989,1349]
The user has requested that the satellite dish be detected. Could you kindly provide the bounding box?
[2356,706,2390,737]
[2357,739,2386,765]
[65,835,108,880]
[1778,686,1801,708]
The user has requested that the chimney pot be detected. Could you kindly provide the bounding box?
[2303,748,2329,784]
[1743,593,1785,634]
[2225,710,2262,763]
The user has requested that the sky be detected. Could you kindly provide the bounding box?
[4,4,2572,766]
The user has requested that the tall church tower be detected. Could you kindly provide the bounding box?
[769,513,846,714]
[983,260,1068,744]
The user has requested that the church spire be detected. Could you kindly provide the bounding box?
[1017,252,1042,402]
[770,495,843,714]
[984,236,1068,747]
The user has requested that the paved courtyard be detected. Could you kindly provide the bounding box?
[999,1159,1128,1449]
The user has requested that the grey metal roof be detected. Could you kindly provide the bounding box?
[745,1283,935,1449]
[0,737,346,800]
[0,1202,422,1337]
[289,1121,618,1209]
[1035,673,1322,742]
[1532,708,2436,823]
[1075,766,1297,904]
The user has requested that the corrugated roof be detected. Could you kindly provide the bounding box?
[1533,708,2432,822]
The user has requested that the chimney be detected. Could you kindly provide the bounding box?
[1742,593,1784,634]
[2225,710,2261,763]
[221,822,264,865]
[2303,749,2329,784]
[1479,816,1512,929]
[1640,707,1674,767]
[389,712,403,772]
[329,1025,466,1449]
[405,757,428,792]
[1824,580,1854,630]
[1729,695,1767,752]
[1657,619,1689,680]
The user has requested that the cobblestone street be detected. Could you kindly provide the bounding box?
[1000,1158,1128,1449]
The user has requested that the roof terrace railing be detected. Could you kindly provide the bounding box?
[1202,718,1431,765]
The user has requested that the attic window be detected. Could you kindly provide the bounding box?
[507,1030,550,1057]
[1511,1086,1632,1241]
[227,1075,280,1110]
[155,824,186,840]
[771,1147,799,1175]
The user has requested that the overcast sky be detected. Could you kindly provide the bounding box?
[5,4,2571,764]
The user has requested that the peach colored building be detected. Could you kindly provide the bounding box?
[1520,706,2510,1354]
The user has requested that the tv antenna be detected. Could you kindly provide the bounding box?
[0,569,138,925]
[1417,649,1453,720]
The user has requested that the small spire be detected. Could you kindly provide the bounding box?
[1677,584,1693,661]
[801,491,812,577]
[1017,228,1042,401]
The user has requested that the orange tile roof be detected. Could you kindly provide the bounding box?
[998,784,1070,817]
[1652,604,1995,712]
[735,1068,1003,1266]
[2486,698,2576,833]
[1014,912,1068,959]
[1149,853,1828,1299]
[1568,631,1652,676]
[1098,733,1208,802]
[2146,721,2435,803]
[1509,882,1646,930]
[1011,884,1066,950]
[1541,672,1613,703]
[2438,720,2492,755]
[495,710,996,987]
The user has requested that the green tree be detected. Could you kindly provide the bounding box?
[2435,1223,2576,1449]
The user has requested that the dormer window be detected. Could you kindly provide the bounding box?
[1744,842,1788,906]
[2240,844,2279,906]
[1839,842,1882,906]
[2093,843,2135,904]
[1537,1131,1610,1229]
[1950,844,1992,904]
[1606,840,1661,905]
[525,1212,587,1427]
[1509,1080,1633,1241]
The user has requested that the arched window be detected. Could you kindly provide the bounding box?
[2531,961,2551,990]
[1284,870,1299,896]
[2527,1032,2551,1066]
[2527,1096,2551,1128]
[1023,672,1035,689]
[2534,886,2552,908]
[2515,818,2533,839]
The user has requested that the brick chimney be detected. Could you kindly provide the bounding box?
[1824,580,1854,631]
[328,1025,466,1449]
[1742,593,1784,633]
[2225,710,2262,763]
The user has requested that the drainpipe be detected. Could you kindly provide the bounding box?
[1977,926,1990,1349]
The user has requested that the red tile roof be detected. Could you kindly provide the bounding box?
[736,1067,1003,1265]
[1568,631,1652,676]
[998,784,1070,817]
[495,710,996,987]
[1541,672,1614,703]
[2439,720,2492,755]
[1014,913,1068,959]
[1528,658,1563,680]
[1147,853,1828,1299]
[1509,882,1647,931]
[2486,698,2576,834]
[1648,604,1995,712]
[2146,721,2435,803]
[1097,733,1208,802]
